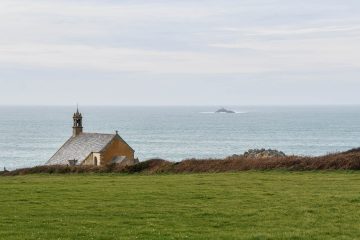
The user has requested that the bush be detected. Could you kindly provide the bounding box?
[2,150,360,176]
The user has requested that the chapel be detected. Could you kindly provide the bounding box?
[46,108,138,166]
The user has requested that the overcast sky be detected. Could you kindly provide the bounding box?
[0,0,359,105]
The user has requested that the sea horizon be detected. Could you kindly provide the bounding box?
[1,105,359,170]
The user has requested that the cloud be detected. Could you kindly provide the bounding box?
[0,44,273,74]
[0,42,354,75]
[220,25,360,36]
[1,32,359,74]
[0,0,219,21]
[0,0,360,105]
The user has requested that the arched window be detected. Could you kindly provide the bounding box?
[94,157,98,166]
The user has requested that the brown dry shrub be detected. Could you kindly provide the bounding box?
[2,151,360,176]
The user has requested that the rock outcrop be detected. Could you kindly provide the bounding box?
[215,108,235,114]
[243,149,286,158]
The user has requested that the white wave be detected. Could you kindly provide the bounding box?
[235,111,248,114]
[199,111,248,114]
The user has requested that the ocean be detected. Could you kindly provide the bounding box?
[0,106,359,170]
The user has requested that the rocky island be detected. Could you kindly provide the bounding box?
[215,107,235,114]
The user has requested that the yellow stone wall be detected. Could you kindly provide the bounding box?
[100,137,134,165]
[80,137,134,166]
[83,152,101,166]
[82,153,94,165]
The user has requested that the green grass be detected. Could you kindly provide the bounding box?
[0,172,359,240]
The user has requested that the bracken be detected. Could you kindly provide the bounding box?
[2,149,360,176]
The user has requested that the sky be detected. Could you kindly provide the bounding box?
[0,0,359,106]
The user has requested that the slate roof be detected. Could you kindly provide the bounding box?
[111,156,127,164]
[46,133,116,165]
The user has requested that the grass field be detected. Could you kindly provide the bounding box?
[0,172,359,240]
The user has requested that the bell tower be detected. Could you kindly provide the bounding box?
[73,106,83,137]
